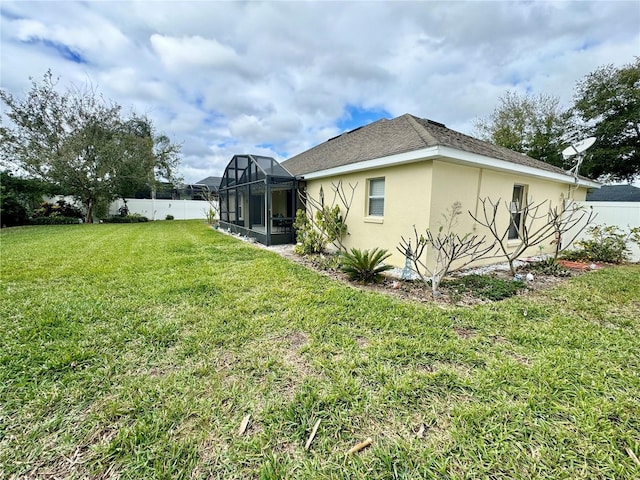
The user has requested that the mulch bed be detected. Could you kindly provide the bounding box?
[261,243,601,306]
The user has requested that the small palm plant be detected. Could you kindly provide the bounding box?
[341,247,394,284]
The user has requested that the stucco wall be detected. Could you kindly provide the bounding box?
[304,158,590,269]
[305,161,432,265]
[429,160,589,267]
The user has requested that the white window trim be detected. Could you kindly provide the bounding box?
[367,177,385,217]
[508,184,527,241]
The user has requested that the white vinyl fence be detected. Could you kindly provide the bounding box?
[109,199,218,221]
[569,201,640,262]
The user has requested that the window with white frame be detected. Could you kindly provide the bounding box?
[508,184,527,240]
[368,178,385,216]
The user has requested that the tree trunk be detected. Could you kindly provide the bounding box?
[85,199,94,224]
[508,258,516,276]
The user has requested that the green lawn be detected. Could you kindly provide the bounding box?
[1,220,639,479]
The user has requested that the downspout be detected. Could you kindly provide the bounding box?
[473,168,484,231]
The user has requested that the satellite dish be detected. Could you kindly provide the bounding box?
[562,137,596,181]
[562,137,596,160]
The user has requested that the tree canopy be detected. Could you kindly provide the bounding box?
[573,57,640,182]
[474,91,572,169]
[0,71,181,222]
[475,58,640,182]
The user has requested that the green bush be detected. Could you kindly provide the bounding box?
[33,200,84,219]
[0,171,58,226]
[310,253,342,272]
[293,209,325,254]
[340,247,394,284]
[102,214,149,223]
[564,225,634,263]
[0,192,29,227]
[29,216,81,225]
[165,215,174,220]
[444,274,526,301]
[525,258,571,277]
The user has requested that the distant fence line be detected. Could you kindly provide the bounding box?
[109,198,218,221]
[570,201,640,262]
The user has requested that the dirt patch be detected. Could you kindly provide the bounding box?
[453,327,477,339]
[284,331,309,349]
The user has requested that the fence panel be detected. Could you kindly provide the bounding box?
[570,201,640,262]
[110,199,217,221]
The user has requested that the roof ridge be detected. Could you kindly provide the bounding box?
[404,114,438,147]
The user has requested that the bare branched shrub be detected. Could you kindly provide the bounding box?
[398,202,494,296]
[470,197,596,275]
[296,180,357,253]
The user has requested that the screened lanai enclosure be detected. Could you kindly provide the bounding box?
[219,155,299,245]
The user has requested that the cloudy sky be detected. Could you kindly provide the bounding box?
[1,1,638,183]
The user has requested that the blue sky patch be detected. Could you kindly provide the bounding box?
[257,143,287,158]
[0,8,23,20]
[24,38,87,64]
[337,105,391,132]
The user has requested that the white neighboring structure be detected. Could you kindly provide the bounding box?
[109,198,218,221]
[570,201,640,262]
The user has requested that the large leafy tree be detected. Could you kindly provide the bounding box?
[0,71,181,222]
[572,57,640,182]
[474,91,572,168]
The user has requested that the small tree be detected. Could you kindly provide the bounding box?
[398,202,494,296]
[295,180,356,254]
[202,189,219,226]
[0,71,181,223]
[470,197,596,275]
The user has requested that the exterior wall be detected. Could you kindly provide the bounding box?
[305,161,433,266]
[304,158,590,269]
[430,161,587,265]
[430,160,588,267]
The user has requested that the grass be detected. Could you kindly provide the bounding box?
[1,220,639,479]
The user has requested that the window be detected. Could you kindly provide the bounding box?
[508,184,526,240]
[368,178,385,216]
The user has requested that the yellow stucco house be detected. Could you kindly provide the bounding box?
[280,113,600,268]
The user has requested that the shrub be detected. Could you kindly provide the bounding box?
[293,209,325,254]
[29,216,81,225]
[102,214,149,223]
[525,257,571,277]
[398,202,493,296]
[0,192,29,227]
[565,225,635,263]
[205,207,218,225]
[444,274,526,301]
[165,214,174,220]
[310,252,342,272]
[341,247,394,284]
[33,200,84,219]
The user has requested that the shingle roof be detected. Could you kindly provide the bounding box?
[281,113,572,178]
[586,184,640,201]
[196,176,223,192]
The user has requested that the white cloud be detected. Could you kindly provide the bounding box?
[150,34,241,71]
[1,0,638,182]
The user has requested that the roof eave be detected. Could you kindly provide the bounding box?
[301,145,601,189]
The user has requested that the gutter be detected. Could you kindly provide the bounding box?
[300,145,601,189]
